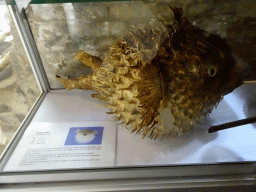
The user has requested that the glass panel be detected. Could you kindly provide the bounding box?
[1,0,256,182]
[25,1,161,89]
[0,2,42,156]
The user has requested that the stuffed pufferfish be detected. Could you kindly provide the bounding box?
[57,7,243,140]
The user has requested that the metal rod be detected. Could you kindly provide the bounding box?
[244,80,256,84]
[208,117,256,133]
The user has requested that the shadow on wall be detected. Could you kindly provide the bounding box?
[200,145,244,163]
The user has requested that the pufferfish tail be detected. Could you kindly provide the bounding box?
[74,50,102,71]
[57,51,102,90]
[56,74,94,90]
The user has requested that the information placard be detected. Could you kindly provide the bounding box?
[4,121,116,171]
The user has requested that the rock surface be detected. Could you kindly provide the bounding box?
[25,0,256,86]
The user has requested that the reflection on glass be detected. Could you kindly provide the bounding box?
[25,2,157,88]
[0,4,41,155]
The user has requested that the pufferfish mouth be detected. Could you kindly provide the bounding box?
[222,55,250,95]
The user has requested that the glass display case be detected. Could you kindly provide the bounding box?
[0,0,256,190]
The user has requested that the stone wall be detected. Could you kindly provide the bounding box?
[25,0,256,89]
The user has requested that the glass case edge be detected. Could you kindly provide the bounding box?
[5,0,16,6]
[29,0,142,4]
[0,162,256,184]
[1,178,256,191]
[0,92,47,171]
[7,4,51,92]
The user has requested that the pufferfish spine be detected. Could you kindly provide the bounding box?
[57,7,239,140]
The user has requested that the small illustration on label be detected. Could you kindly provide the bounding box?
[65,127,104,145]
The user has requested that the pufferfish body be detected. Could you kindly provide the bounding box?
[57,7,244,140]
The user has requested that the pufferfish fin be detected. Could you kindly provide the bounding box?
[136,63,163,127]
[74,50,102,71]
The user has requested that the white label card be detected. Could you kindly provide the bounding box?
[3,121,116,171]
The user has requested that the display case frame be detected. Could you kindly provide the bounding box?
[0,1,49,173]
[0,0,256,190]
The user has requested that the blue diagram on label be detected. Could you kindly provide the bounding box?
[65,127,104,145]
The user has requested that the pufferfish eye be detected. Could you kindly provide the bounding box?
[207,65,217,77]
